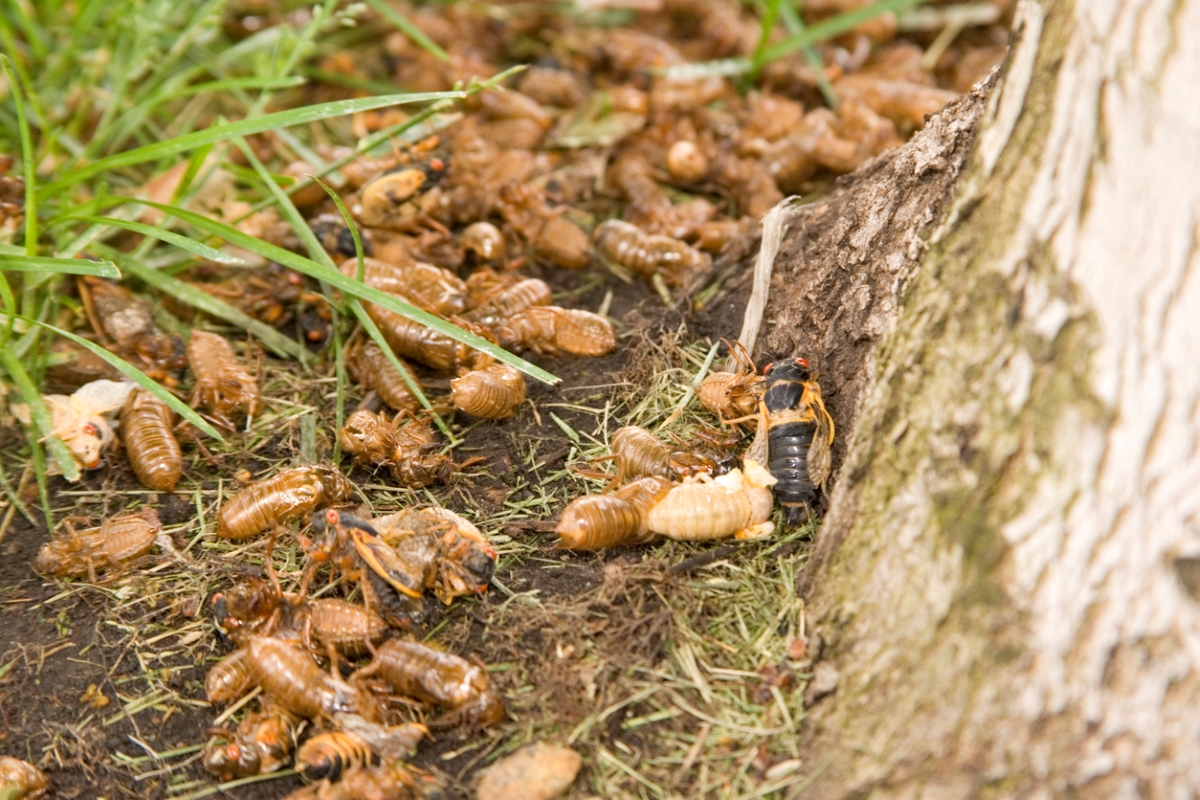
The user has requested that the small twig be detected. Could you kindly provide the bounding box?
[0,503,16,547]
[732,196,803,369]
[675,722,711,780]
[667,544,739,576]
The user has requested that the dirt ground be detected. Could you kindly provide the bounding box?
[0,255,817,799]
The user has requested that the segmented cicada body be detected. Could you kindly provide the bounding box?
[217,465,354,539]
[609,426,717,484]
[121,389,182,492]
[363,300,483,372]
[358,639,504,727]
[697,339,763,428]
[495,306,616,357]
[375,508,497,603]
[295,731,376,782]
[340,257,466,317]
[243,636,374,722]
[0,756,49,800]
[646,460,777,541]
[347,341,421,414]
[464,276,551,329]
[201,704,302,780]
[339,411,452,488]
[187,330,261,428]
[306,598,389,658]
[36,508,161,580]
[281,762,443,800]
[206,647,254,703]
[555,476,675,550]
[592,219,709,288]
[762,358,834,526]
[450,360,527,419]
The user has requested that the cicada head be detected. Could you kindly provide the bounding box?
[202,735,260,781]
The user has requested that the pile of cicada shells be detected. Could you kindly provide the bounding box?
[198,506,501,798]
[13,0,1011,796]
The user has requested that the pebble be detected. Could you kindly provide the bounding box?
[476,743,582,800]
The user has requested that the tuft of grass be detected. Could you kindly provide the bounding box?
[0,1,550,533]
[665,0,929,82]
[776,1,840,110]
[36,88,473,200]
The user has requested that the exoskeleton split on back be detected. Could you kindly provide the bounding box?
[187,330,262,429]
[646,460,778,541]
[217,465,354,540]
[36,507,162,581]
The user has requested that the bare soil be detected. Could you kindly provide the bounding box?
[0,260,764,799]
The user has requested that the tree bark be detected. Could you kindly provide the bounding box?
[757,0,1200,796]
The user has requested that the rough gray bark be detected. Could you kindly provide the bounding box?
[753,0,1200,797]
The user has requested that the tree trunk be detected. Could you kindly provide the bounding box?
[759,0,1200,796]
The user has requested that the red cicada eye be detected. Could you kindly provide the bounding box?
[430,158,445,171]
[795,357,809,368]
[81,422,98,437]
[762,361,774,375]
[325,509,339,524]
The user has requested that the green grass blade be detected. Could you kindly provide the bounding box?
[233,135,451,434]
[232,135,340,274]
[761,0,928,62]
[351,304,459,437]
[108,198,561,385]
[169,144,217,209]
[18,318,225,441]
[778,2,839,109]
[302,67,413,97]
[0,349,81,483]
[1,56,37,258]
[663,0,927,80]
[0,275,16,340]
[233,103,462,221]
[63,216,241,264]
[38,89,474,198]
[362,0,449,62]
[4,0,47,60]
[174,76,308,97]
[313,177,455,440]
[0,255,120,277]
[29,436,51,533]
[750,0,784,80]
[0,24,45,128]
[117,259,307,361]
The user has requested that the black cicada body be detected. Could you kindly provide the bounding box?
[763,358,834,526]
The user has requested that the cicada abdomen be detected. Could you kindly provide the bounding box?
[762,358,834,526]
